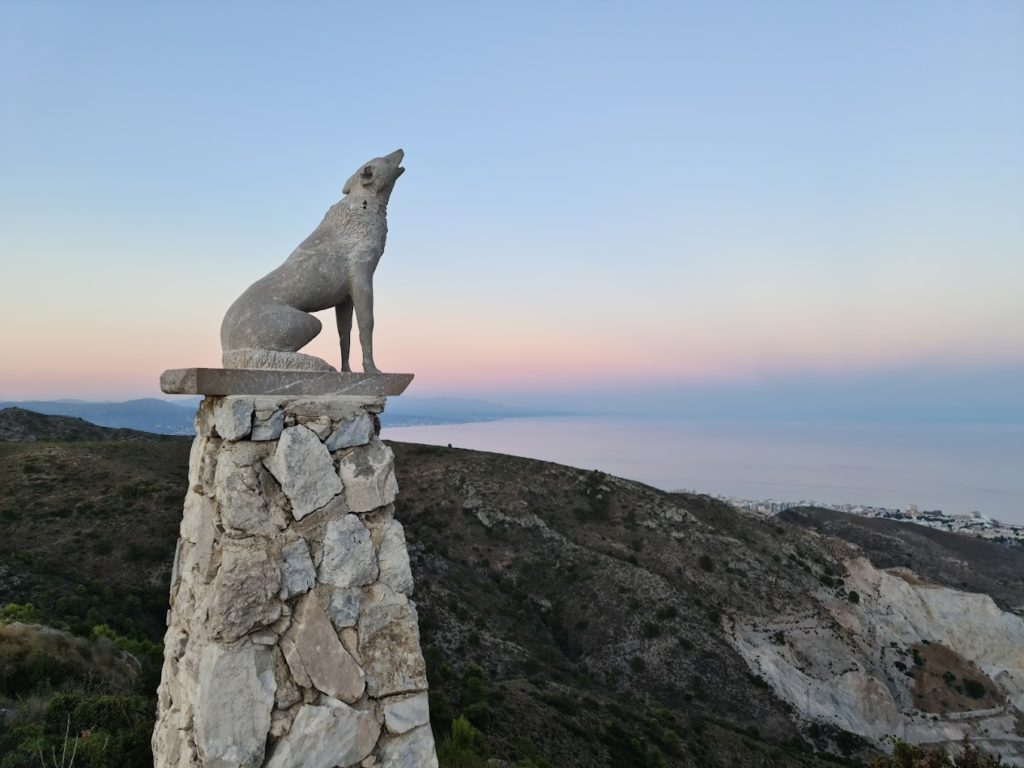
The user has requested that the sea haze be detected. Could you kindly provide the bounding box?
[386,416,1024,524]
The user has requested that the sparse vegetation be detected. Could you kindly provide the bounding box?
[868,737,1003,767]
[0,416,1020,767]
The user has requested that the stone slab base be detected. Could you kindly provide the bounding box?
[152,395,438,768]
[160,368,414,397]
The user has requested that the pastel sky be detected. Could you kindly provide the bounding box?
[1,1,1022,417]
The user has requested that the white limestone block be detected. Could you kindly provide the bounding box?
[320,515,379,588]
[338,437,398,513]
[383,692,430,735]
[279,592,365,703]
[251,408,284,441]
[358,583,428,696]
[264,699,380,768]
[376,723,439,768]
[194,642,275,768]
[326,411,374,451]
[206,541,281,643]
[214,397,254,441]
[377,520,414,595]
[280,538,316,599]
[266,425,342,520]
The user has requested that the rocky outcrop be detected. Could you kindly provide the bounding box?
[153,395,437,768]
[728,554,1024,766]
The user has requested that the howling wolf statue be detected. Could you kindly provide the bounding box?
[220,149,405,373]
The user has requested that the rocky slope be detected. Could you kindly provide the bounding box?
[0,410,1021,766]
[390,442,1024,767]
[780,506,1024,613]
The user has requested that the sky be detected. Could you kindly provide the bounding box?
[1,1,1022,421]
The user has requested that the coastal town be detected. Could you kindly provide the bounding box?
[721,496,1024,544]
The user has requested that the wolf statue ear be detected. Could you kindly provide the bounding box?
[342,165,375,195]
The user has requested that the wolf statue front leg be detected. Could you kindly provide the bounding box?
[351,276,379,374]
[336,298,355,372]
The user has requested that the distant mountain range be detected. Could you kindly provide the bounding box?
[0,396,561,435]
[0,398,198,435]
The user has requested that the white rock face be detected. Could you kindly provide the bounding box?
[320,515,379,588]
[376,723,439,768]
[384,692,430,734]
[194,642,275,768]
[264,699,381,768]
[338,438,399,513]
[214,396,254,441]
[377,520,414,595]
[154,396,435,768]
[266,425,342,519]
[729,555,1024,764]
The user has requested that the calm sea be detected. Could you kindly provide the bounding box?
[385,416,1024,524]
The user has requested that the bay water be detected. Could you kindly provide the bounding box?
[386,416,1024,524]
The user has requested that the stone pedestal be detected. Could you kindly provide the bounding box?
[153,394,437,768]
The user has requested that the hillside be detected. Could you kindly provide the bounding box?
[0,412,1021,766]
[779,506,1024,613]
[0,399,197,435]
[0,407,173,442]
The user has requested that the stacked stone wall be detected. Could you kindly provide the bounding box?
[153,395,437,768]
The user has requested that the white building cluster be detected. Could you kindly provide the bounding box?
[722,496,1024,544]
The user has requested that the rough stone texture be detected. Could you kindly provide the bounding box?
[383,692,430,735]
[264,699,381,768]
[206,541,281,643]
[154,394,434,767]
[280,538,316,599]
[328,587,364,628]
[213,396,254,441]
[252,407,285,441]
[320,515,379,588]
[194,642,275,768]
[338,438,399,513]
[377,520,414,596]
[219,150,405,374]
[266,425,342,520]
[214,443,283,534]
[325,410,374,451]
[375,724,439,768]
[358,583,429,697]
[280,592,365,703]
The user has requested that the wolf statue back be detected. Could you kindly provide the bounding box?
[220,149,405,373]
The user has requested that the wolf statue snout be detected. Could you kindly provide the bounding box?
[220,149,405,373]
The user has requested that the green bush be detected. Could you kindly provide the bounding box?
[437,716,487,768]
[0,603,40,623]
